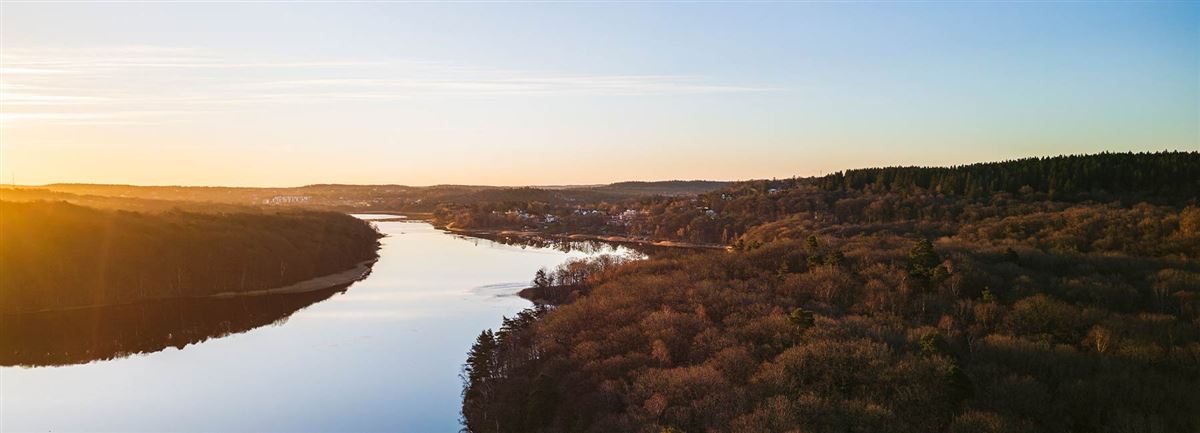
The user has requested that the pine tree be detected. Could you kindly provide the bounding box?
[788,308,815,330]
[532,268,552,288]
[462,329,500,432]
[908,238,940,276]
[907,238,948,292]
[464,329,497,389]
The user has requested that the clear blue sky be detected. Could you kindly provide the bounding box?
[1,2,1196,186]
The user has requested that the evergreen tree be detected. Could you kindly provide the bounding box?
[908,238,948,290]
[532,268,553,288]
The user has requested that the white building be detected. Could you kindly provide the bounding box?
[265,195,311,205]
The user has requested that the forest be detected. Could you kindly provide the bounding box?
[435,151,1200,246]
[9,179,728,213]
[0,201,381,314]
[461,152,1200,433]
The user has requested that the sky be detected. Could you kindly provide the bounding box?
[0,2,1197,187]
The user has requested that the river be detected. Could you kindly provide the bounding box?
[0,216,636,432]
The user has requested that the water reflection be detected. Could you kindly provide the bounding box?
[1,218,636,433]
[1,283,356,367]
[449,230,666,256]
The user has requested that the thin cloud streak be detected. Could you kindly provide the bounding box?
[0,45,776,126]
[0,110,190,127]
[0,92,111,104]
[251,76,775,97]
[0,67,73,75]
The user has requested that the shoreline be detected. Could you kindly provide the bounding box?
[4,259,377,316]
[210,259,376,297]
[516,284,583,306]
[436,226,729,251]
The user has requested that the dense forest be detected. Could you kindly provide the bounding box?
[461,152,1200,433]
[817,152,1200,200]
[0,201,381,314]
[434,151,1200,246]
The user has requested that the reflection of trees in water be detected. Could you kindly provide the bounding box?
[0,285,350,367]
[453,232,662,257]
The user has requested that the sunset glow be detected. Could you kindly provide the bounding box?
[3,4,1200,432]
[1,2,1196,186]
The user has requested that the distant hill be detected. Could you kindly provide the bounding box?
[816,151,1200,202]
[447,181,731,205]
[19,179,729,212]
[584,180,732,197]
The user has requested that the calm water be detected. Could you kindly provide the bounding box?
[0,216,633,432]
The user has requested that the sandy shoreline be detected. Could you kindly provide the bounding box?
[6,260,377,315]
[210,259,376,298]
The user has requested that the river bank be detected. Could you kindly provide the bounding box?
[4,260,377,315]
[210,259,376,297]
[516,284,583,305]
[431,225,729,251]
[2,216,638,432]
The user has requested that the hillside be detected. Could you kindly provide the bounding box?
[16,180,729,213]
[436,151,1200,246]
[817,152,1200,202]
[586,181,733,197]
[460,152,1200,433]
[0,201,381,314]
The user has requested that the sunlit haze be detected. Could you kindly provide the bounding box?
[1,2,1196,186]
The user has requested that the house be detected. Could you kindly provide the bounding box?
[265,195,311,205]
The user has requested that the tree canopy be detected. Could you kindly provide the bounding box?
[0,201,381,314]
[460,152,1200,433]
